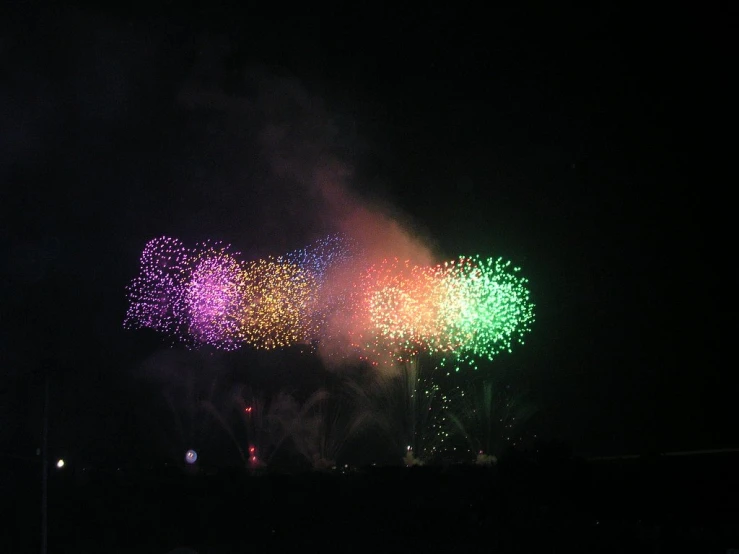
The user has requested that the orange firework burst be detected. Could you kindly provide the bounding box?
[239,258,319,350]
[348,259,457,366]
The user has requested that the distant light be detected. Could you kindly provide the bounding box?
[56,459,65,469]
[185,449,198,464]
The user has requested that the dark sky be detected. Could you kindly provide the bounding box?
[0,4,729,464]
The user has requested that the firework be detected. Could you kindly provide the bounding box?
[124,236,190,335]
[180,241,247,351]
[239,258,319,350]
[346,255,534,368]
[284,233,356,281]
[440,256,535,370]
[233,387,305,469]
[285,234,360,340]
[291,386,373,470]
[348,259,452,365]
[125,237,535,367]
[352,355,451,464]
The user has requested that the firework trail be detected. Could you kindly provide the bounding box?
[231,386,302,469]
[446,377,538,461]
[291,385,373,470]
[350,355,451,465]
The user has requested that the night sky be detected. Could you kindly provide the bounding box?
[1,4,729,466]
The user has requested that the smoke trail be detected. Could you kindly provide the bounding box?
[177,41,437,371]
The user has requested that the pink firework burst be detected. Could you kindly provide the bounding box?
[181,242,246,351]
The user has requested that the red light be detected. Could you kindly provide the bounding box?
[244,406,252,413]
[249,446,255,453]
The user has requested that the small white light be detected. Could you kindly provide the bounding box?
[56,459,65,468]
[185,449,198,464]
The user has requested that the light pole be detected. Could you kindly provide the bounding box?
[41,372,48,554]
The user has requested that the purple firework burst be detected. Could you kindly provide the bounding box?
[124,236,190,335]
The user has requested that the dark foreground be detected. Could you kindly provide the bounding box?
[3,452,738,553]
